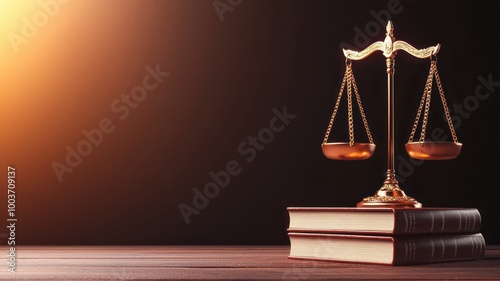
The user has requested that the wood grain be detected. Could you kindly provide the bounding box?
[0,245,499,280]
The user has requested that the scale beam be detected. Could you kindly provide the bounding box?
[343,21,440,61]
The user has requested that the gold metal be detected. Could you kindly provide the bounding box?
[356,168,422,208]
[322,59,375,160]
[322,142,376,160]
[343,21,440,61]
[335,21,452,208]
[406,57,462,160]
[393,41,441,59]
[405,142,462,160]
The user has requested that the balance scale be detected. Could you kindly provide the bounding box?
[322,21,462,208]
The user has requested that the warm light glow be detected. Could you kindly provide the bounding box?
[0,1,37,31]
[0,0,184,193]
[0,1,40,63]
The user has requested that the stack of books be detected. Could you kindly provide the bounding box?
[287,207,486,265]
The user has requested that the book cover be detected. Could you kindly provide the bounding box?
[287,207,481,235]
[288,232,486,266]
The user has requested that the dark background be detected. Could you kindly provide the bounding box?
[1,0,499,246]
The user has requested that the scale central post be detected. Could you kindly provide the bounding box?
[342,21,440,208]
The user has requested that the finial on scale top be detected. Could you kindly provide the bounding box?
[386,20,393,35]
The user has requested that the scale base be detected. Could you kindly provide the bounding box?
[357,197,422,208]
[356,183,422,208]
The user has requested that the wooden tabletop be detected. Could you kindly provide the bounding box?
[0,245,499,280]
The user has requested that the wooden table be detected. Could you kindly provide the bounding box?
[0,245,499,280]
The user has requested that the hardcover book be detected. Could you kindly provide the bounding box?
[288,232,486,265]
[287,207,481,235]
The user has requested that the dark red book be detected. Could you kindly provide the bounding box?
[288,232,486,265]
[287,207,481,235]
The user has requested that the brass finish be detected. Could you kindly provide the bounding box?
[332,21,458,209]
[393,41,440,59]
[343,21,440,61]
[405,142,462,160]
[323,21,461,208]
[349,21,428,208]
[321,142,375,160]
[357,169,422,208]
[322,58,375,160]
[406,56,462,160]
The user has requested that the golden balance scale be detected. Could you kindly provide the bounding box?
[322,21,462,208]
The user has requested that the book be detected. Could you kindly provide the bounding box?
[287,207,481,235]
[288,232,486,265]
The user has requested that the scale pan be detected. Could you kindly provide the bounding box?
[321,142,375,160]
[405,141,462,160]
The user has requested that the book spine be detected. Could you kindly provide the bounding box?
[393,233,485,265]
[394,209,481,234]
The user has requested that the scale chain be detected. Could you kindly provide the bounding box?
[420,68,433,144]
[408,59,459,144]
[351,66,374,144]
[347,63,354,146]
[433,61,458,143]
[323,61,374,146]
[408,59,435,144]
